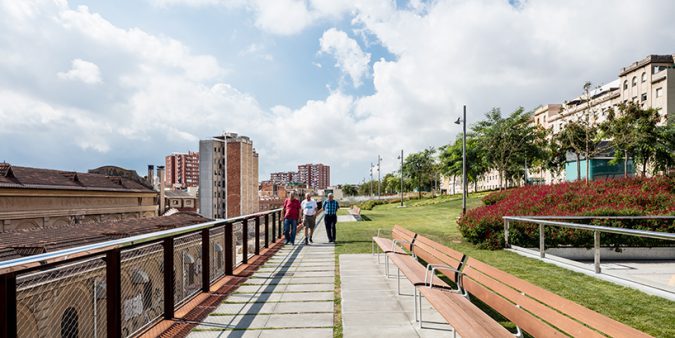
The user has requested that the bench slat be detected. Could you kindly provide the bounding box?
[388,252,446,287]
[464,265,604,338]
[465,259,652,338]
[462,278,567,337]
[420,287,513,338]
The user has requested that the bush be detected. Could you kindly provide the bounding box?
[458,176,675,250]
[358,199,389,210]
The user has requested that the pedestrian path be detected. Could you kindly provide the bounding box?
[340,254,454,338]
[188,218,335,337]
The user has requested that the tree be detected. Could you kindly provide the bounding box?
[382,173,400,194]
[473,107,547,190]
[554,121,587,181]
[402,147,436,198]
[342,184,358,196]
[440,134,488,193]
[603,102,675,176]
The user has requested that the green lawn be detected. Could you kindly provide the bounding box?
[334,194,675,337]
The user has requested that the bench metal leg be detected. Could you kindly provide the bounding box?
[397,268,401,295]
[418,290,423,329]
[413,287,418,322]
[514,325,523,338]
[385,256,389,278]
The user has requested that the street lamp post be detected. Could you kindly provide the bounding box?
[454,105,467,216]
[369,163,374,198]
[397,149,404,207]
[377,155,382,200]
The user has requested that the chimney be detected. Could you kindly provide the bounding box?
[147,165,155,186]
[157,166,166,214]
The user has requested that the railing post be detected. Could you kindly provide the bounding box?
[106,249,122,338]
[163,237,175,319]
[264,214,269,248]
[504,219,510,248]
[242,219,248,264]
[201,229,210,292]
[594,231,602,273]
[539,223,545,258]
[224,223,233,275]
[0,273,17,338]
[271,212,276,240]
[254,216,260,255]
[278,210,283,239]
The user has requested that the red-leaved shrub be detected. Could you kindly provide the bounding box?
[458,176,675,249]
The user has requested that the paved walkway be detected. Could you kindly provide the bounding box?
[189,218,335,337]
[340,254,454,338]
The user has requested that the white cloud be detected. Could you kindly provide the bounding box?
[1,0,675,183]
[57,58,102,84]
[319,28,371,88]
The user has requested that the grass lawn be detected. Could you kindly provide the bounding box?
[333,194,675,337]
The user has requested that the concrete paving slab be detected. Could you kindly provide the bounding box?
[212,302,278,315]
[257,328,332,338]
[272,301,333,313]
[279,291,334,302]
[264,312,333,328]
[341,254,455,337]
[198,313,270,329]
[188,329,261,338]
[284,283,334,292]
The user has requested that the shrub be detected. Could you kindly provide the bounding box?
[358,199,389,210]
[458,176,675,249]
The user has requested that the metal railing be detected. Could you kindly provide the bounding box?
[503,216,675,273]
[0,208,283,338]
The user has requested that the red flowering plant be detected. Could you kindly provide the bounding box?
[458,176,675,249]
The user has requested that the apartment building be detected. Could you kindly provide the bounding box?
[443,54,674,191]
[297,163,330,189]
[165,151,200,189]
[199,133,259,219]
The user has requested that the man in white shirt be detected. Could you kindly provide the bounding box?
[301,192,318,245]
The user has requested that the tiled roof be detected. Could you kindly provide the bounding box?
[0,164,155,192]
[0,213,211,262]
[165,190,195,198]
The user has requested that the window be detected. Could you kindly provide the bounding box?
[656,87,663,98]
[641,72,646,82]
[632,96,637,102]
[641,93,647,102]
[632,76,637,87]
[623,80,628,90]
[214,243,224,269]
[61,307,79,338]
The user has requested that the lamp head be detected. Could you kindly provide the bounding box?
[454,117,461,125]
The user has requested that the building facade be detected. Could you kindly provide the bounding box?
[165,151,200,189]
[0,163,158,232]
[297,163,330,189]
[199,133,259,219]
[441,54,674,192]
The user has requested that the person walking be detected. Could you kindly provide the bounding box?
[301,192,318,245]
[323,193,340,243]
[282,191,301,245]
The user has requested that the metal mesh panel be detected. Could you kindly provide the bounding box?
[16,256,107,338]
[233,221,244,266]
[120,243,164,337]
[174,232,202,307]
[247,220,256,260]
[259,216,267,250]
[209,226,225,282]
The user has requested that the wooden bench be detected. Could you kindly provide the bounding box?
[460,258,652,338]
[374,228,652,337]
[372,225,415,275]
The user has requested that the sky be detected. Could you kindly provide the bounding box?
[1,0,674,184]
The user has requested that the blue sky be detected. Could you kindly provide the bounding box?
[1,0,674,184]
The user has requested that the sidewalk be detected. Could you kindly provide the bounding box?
[340,254,454,338]
[188,218,335,337]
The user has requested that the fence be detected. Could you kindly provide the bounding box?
[503,216,675,273]
[0,209,283,338]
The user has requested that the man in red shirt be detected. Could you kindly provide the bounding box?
[282,191,301,245]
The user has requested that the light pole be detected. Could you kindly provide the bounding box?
[397,149,404,207]
[454,105,467,216]
[377,155,382,200]
[369,163,374,198]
